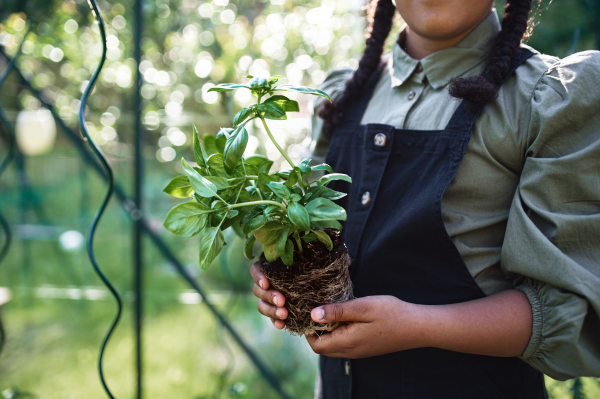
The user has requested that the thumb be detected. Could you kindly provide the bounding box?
[311,298,371,324]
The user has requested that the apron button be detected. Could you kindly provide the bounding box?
[407,90,416,100]
[345,360,351,375]
[361,191,371,206]
[374,133,387,147]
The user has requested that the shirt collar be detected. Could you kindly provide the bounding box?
[389,10,501,90]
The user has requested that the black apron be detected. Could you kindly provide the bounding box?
[319,48,548,399]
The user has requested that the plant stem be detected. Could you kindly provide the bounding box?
[259,116,295,169]
[228,200,287,213]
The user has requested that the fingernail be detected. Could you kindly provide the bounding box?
[259,279,265,290]
[276,308,285,319]
[274,296,282,307]
[313,308,325,321]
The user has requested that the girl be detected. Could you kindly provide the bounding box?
[250,0,600,397]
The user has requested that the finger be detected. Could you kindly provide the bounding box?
[306,324,355,357]
[311,297,371,324]
[258,299,288,320]
[270,318,285,330]
[249,261,269,290]
[252,283,286,308]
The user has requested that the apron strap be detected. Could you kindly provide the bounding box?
[445,47,535,132]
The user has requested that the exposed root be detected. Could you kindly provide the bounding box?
[260,230,354,336]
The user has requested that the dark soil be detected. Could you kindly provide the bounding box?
[260,229,353,336]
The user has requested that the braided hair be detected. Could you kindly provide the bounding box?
[449,0,534,104]
[319,0,396,137]
[320,0,536,137]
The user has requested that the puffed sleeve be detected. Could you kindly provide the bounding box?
[500,51,600,380]
[309,67,353,163]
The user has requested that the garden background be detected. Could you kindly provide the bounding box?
[0,0,599,398]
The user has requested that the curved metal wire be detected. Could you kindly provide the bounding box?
[0,22,31,357]
[0,37,291,399]
[78,2,122,398]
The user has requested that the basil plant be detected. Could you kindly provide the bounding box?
[162,75,351,271]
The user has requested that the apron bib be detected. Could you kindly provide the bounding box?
[319,48,548,399]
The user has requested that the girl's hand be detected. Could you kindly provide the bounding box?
[306,296,422,359]
[307,290,533,359]
[250,261,288,330]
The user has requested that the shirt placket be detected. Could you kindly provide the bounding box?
[345,124,395,261]
[392,67,427,129]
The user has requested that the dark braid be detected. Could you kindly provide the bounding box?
[448,0,534,105]
[319,0,395,137]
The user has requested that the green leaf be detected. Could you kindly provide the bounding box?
[312,230,333,251]
[268,75,284,84]
[267,181,291,200]
[205,176,231,190]
[221,211,241,231]
[275,225,291,263]
[302,186,346,203]
[211,200,228,219]
[193,166,208,177]
[298,158,312,174]
[256,102,287,120]
[263,205,280,217]
[311,164,333,173]
[305,198,347,221]
[216,128,232,154]
[163,202,214,237]
[311,219,343,231]
[264,95,299,112]
[203,134,218,156]
[198,226,225,271]
[290,193,302,202]
[223,126,248,175]
[163,175,193,198]
[233,107,255,126]
[288,202,310,231]
[276,229,294,266]
[244,235,256,259]
[207,154,230,177]
[316,173,352,186]
[249,76,270,90]
[238,189,260,211]
[182,158,220,198]
[273,85,331,101]
[244,154,270,166]
[208,83,250,93]
[232,218,245,238]
[302,232,318,242]
[242,205,266,224]
[258,160,274,174]
[193,124,208,168]
[283,168,299,188]
[254,221,284,245]
[258,172,280,192]
[226,210,239,219]
[264,244,279,262]
[243,214,267,237]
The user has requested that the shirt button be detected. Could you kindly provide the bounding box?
[415,63,423,73]
[373,133,387,147]
[361,191,371,206]
[407,91,416,100]
[345,360,351,375]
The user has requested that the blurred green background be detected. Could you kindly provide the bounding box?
[0,0,599,398]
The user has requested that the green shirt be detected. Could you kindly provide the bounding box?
[311,11,600,380]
